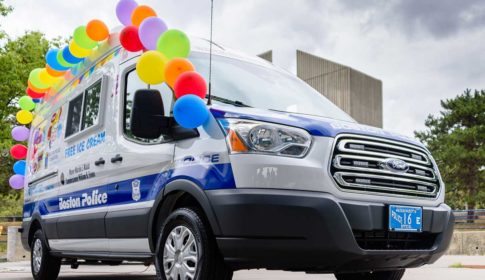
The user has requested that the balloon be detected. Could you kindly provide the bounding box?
[11,126,30,142]
[157,29,191,59]
[28,81,48,94]
[120,26,143,52]
[131,5,157,27]
[13,160,26,175]
[136,50,168,85]
[86,19,110,42]
[16,110,33,125]
[26,87,45,99]
[46,49,70,71]
[46,64,65,77]
[10,144,28,160]
[29,68,50,90]
[39,68,59,87]
[73,26,98,50]
[116,0,138,26]
[32,98,42,103]
[173,95,210,129]
[56,49,74,68]
[174,71,207,99]
[62,46,83,65]
[19,96,35,111]
[165,58,195,89]
[9,175,25,190]
[139,17,167,50]
[69,40,92,58]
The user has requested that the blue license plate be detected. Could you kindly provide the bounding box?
[389,205,423,232]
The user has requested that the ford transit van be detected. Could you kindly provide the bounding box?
[21,35,454,280]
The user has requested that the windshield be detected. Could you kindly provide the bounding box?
[189,52,355,122]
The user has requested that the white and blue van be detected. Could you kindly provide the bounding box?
[21,33,454,280]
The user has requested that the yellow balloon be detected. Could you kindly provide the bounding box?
[69,40,92,58]
[39,68,59,86]
[16,110,33,125]
[136,51,168,85]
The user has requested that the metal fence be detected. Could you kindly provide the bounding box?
[453,209,485,230]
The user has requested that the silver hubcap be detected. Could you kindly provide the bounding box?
[32,239,43,274]
[163,226,199,280]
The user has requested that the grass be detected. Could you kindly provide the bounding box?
[449,262,464,268]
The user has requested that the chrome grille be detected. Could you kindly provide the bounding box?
[330,134,441,198]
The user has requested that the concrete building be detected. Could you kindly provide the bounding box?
[258,50,383,128]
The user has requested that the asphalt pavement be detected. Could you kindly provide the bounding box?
[0,255,484,280]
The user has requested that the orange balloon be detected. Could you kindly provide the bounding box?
[131,5,157,27]
[46,64,65,77]
[86,19,110,41]
[165,58,195,88]
[28,81,49,93]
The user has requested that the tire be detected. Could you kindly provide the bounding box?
[335,269,405,280]
[155,208,233,280]
[31,230,62,280]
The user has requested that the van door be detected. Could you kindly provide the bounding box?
[104,63,175,254]
[52,72,113,252]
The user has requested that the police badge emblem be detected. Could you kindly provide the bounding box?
[131,179,141,201]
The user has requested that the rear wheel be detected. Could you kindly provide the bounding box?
[31,230,61,280]
[155,208,233,280]
[335,269,405,280]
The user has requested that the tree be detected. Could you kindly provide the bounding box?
[415,90,485,210]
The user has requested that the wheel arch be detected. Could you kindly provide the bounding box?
[148,179,222,251]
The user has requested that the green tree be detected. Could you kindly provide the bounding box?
[415,90,485,210]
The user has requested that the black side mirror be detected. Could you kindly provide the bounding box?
[130,89,166,139]
[130,89,200,141]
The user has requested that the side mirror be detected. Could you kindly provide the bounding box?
[130,89,166,139]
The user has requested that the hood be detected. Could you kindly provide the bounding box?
[210,104,425,148]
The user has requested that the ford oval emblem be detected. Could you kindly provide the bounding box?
[382,158,409,173]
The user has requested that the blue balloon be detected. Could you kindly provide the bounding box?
[62,46,83,65]
[173,95,210,129]
[13,160,26,175]
[32,98,42,103]
[46,49,70,71]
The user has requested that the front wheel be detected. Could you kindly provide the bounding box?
[335,269,405,280]
[31,230,61,280]
[155,208,232,280]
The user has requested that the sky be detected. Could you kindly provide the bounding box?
[1,0,484,137]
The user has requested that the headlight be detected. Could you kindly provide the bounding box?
[218,119,312,158]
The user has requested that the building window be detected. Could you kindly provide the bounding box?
[65,79,103,139]
[124,69,174,144]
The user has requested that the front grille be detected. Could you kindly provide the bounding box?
[330,134,441,198]
[353,230,437,250]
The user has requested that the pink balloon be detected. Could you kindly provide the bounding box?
[11,126,30,142]
[9,174,25,190]
[139,17,168,50]
[116,0,138,26]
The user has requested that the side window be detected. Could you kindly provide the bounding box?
[124,69,173,143]
[65,79,103,139]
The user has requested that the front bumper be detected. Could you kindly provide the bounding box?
[206,189,454,272]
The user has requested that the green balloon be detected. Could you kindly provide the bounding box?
[73,26,97,50]
[19,96,35,111]
[156,29,191,59]
[29,68,49,89]
[57,49,74,68]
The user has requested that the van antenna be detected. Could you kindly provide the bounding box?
[207,0,214,105]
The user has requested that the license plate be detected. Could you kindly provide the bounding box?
[389,205,422,232]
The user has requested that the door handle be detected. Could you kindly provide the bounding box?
[111,154,123,164]
[95,158,106,166]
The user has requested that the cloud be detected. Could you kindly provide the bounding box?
[339,0,485,38]
[1,0,484,137]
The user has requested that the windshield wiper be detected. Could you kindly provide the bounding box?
[210,95,251,107]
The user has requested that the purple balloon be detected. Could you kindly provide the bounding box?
[116,0,138,26]
[11,126,30,142]
[139,17,168,50]
[9,174,25,190]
